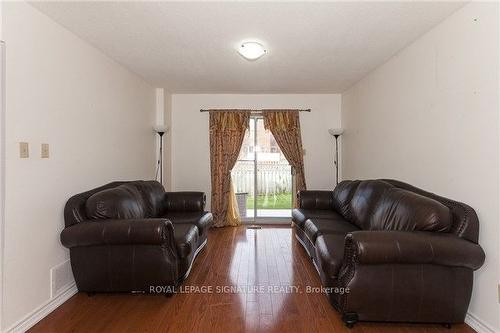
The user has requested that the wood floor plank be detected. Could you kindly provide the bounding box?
[28,226,476,333]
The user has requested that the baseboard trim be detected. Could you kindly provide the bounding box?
[4,282,77,333]
[465,312,498,333]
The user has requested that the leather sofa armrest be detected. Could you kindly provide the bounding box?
[345,231,485,270]
[297,190,335,210]
[60,218,175,248]
[164,192,206,212]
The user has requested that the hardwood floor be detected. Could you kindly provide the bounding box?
[29,226,475,333]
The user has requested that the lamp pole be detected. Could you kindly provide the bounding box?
[328,128,344,187]
[157,131,164,184]
[154,126,168,185]
[334,134,340,186]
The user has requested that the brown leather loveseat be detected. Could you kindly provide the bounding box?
[61,180,212,294]
[292,179,485,328]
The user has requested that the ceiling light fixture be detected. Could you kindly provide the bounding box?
[238,41,266,61]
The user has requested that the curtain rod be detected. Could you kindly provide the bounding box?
[199,108,311,113]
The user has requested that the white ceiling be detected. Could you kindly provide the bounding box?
[30,1,465,93]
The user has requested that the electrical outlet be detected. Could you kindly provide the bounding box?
[19,142,29,158]
[41,143,49,158]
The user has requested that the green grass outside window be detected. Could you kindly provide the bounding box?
[246,193,292,210]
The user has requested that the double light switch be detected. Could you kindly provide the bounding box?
[19,142,50,158]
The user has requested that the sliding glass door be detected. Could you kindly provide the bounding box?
[232,116,293,222]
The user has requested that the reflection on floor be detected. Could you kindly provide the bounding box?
[29,227,475,333]
[244,209,291,218]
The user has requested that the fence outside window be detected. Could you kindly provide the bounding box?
[231,161,292,196]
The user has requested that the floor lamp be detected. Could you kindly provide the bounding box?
[154,125,168,185]
[328,128,344,186]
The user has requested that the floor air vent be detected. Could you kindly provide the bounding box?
[50,260,74,298]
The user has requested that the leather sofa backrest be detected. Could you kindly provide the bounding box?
[130,180,166,217]
[64,181,128,227]
[64,180,168,226]
[333,180,361,220]
[298,190,335,210]
[164,192,205,211]
[85,184,146,220]
[370,188,451,232]
[336,179,479,243]
[349,180,394,229]
[381,179,480,243]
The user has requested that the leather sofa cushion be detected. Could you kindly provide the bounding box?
[162,211,213,236]
[349,180,394,229]
[173,224,199,259]
[304,218,359,243]
[86,184,145,220]
[333,180,361,220]
[315,234,347,279]
[292,209,344,229]
[130,181,166,217]
[370,188,451,232]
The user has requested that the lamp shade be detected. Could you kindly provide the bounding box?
[328,128,344,136]
[154,125,168,134]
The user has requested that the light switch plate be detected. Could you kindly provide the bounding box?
[19,142,29,158]
[41,143,49,158]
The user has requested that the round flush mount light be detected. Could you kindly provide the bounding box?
[238,41,267,61]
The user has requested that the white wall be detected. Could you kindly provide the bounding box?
[164,93,173,191]
[0,2,5,330]
[1,2,156,330]
[170,94,341,208]
[342,2,499,331]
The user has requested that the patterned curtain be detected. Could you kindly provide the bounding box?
[209,111,250,227]
[263,111,307,206]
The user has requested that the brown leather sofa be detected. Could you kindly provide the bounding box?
[292,179,485,328]
[61,180,212,294]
